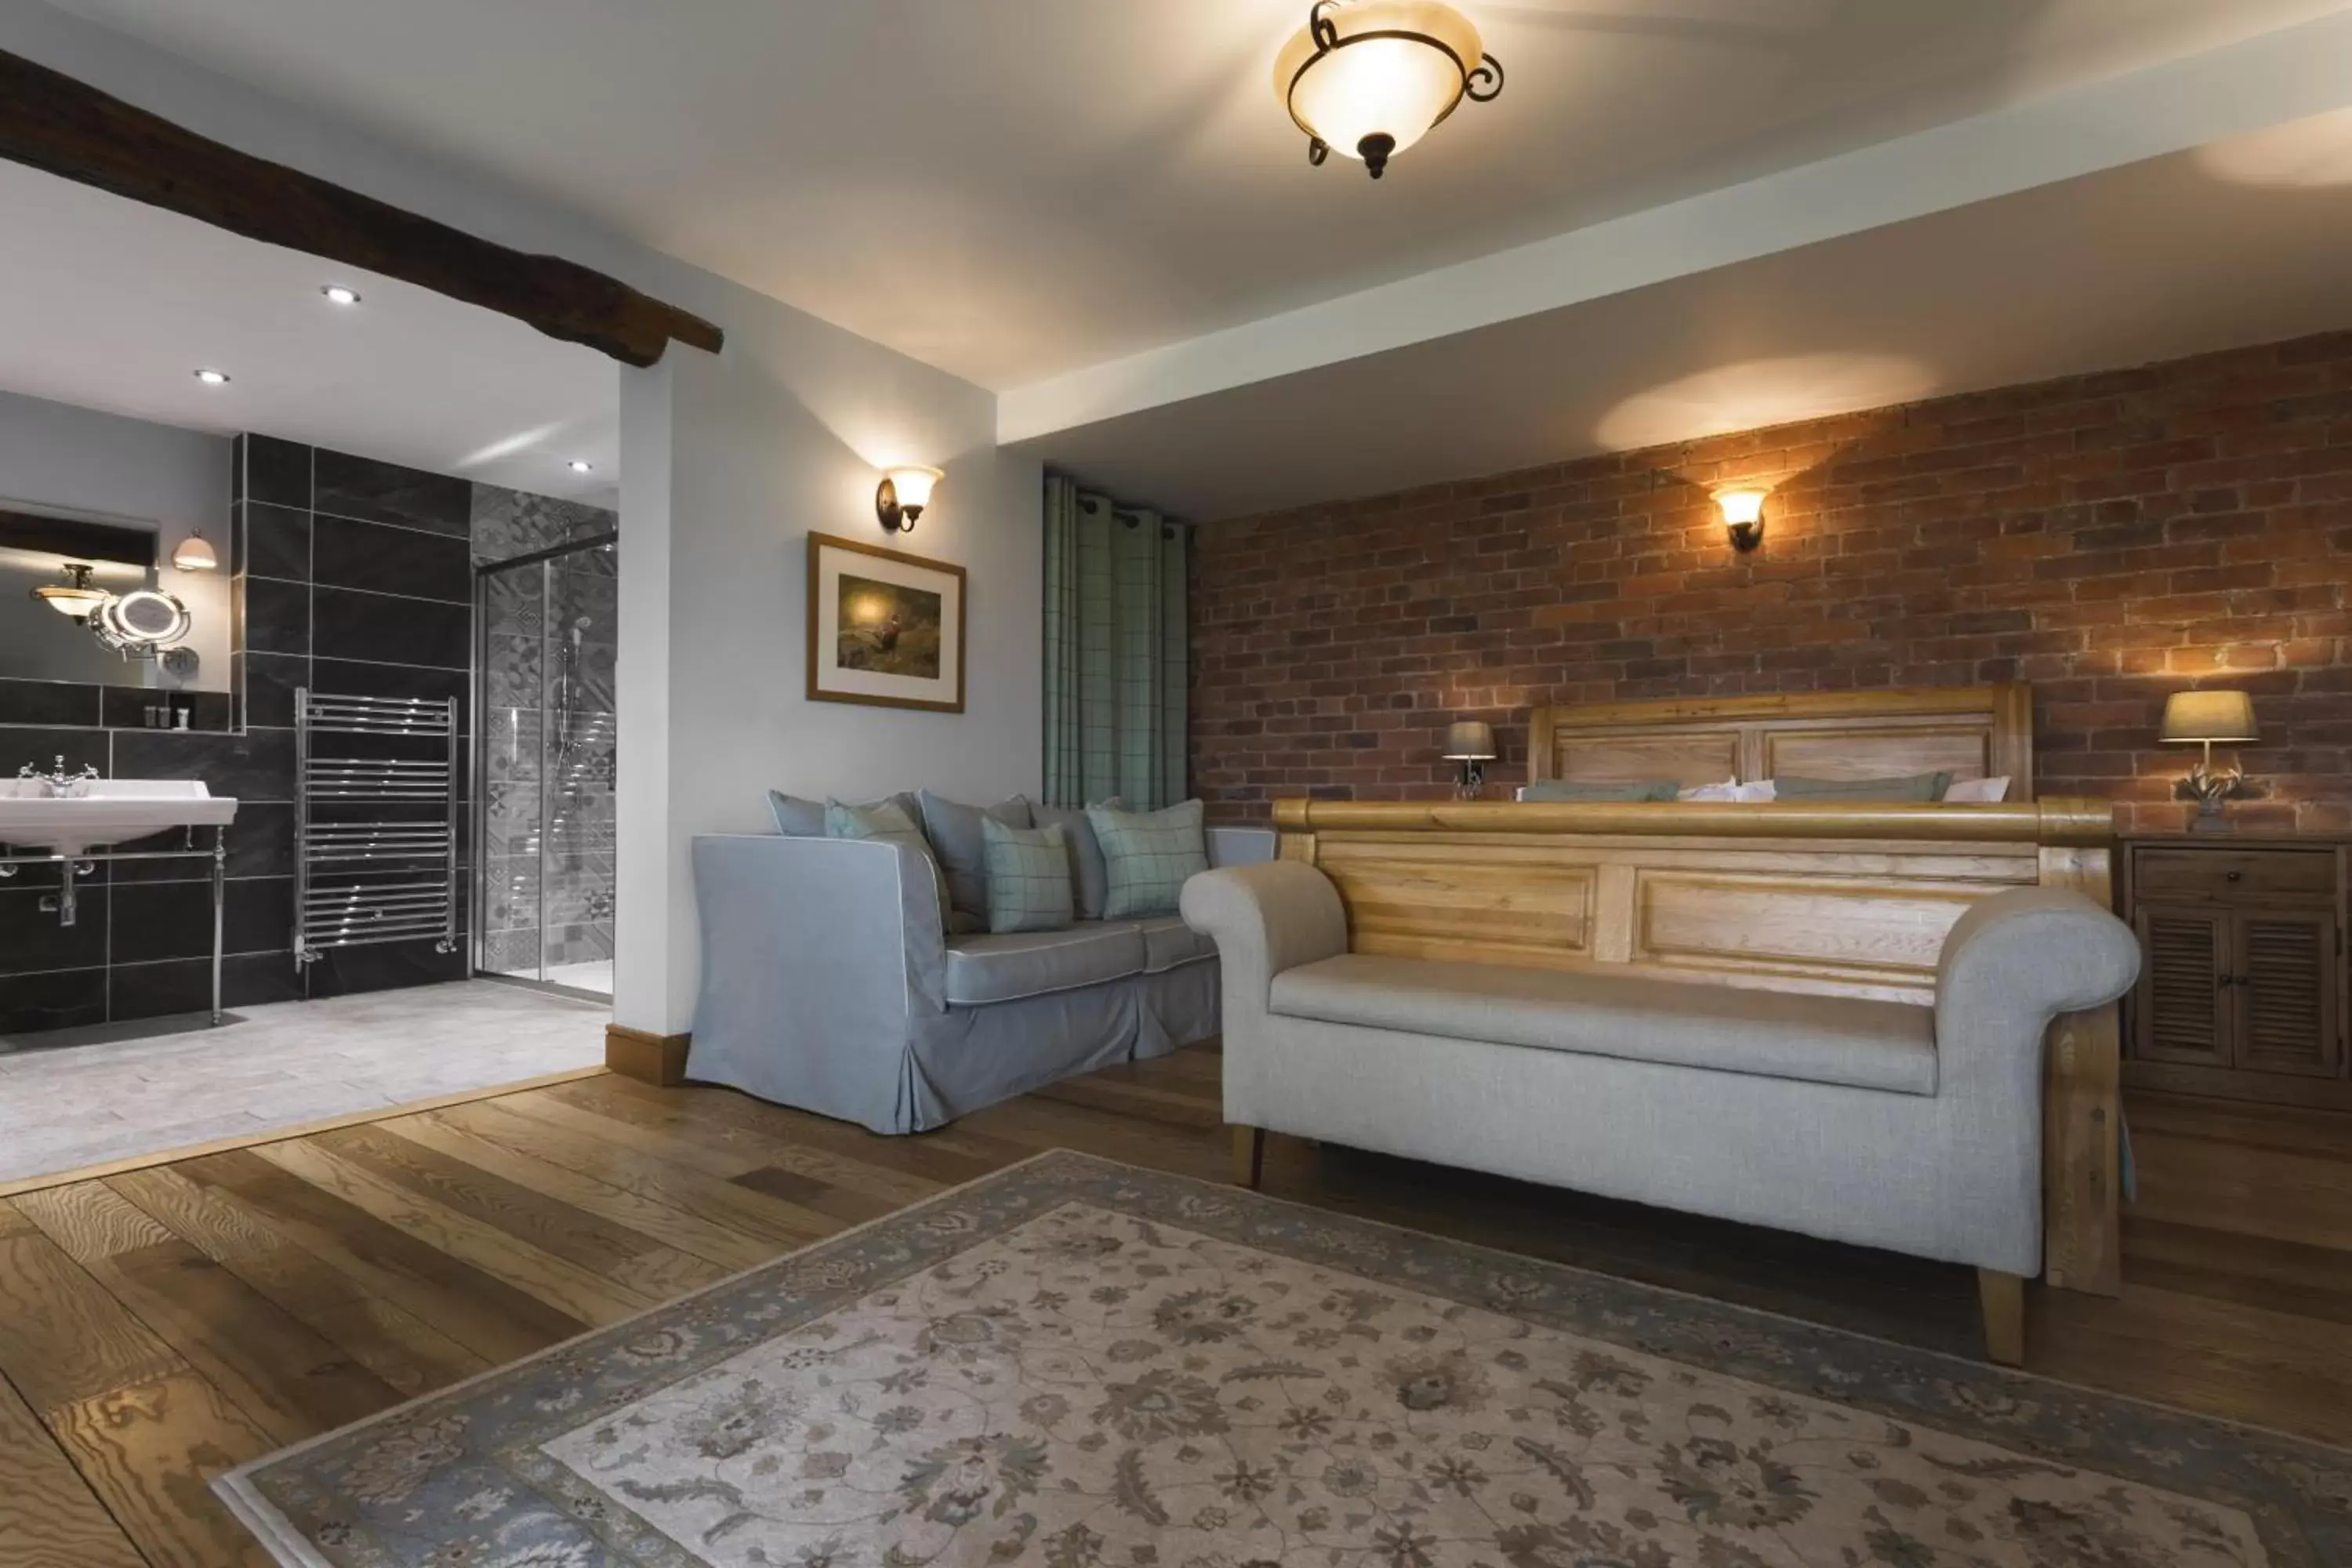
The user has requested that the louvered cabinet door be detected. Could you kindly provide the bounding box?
[2132,906,2230,1067]
[2230,910,2343,1078]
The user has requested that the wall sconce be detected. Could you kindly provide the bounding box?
[1715,488,1767,553]
[2161,689,2257,831]
[171,531,219,572]
[1442,720,1496,797]
[876,466,942,534]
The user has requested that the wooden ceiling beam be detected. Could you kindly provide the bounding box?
[0,47,724,368]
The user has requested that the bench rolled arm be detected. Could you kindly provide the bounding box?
[1934,886,2140,1098]
[1181,862,1348,1023]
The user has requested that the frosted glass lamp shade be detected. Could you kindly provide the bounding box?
[1276,2,1501,179]
[1442,720,1496,760]
[876,466,942,533]
[2161,690,2256,744]
[171,532,219,572]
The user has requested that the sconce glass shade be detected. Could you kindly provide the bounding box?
[171,531,219,572]
[1715,487,1767,552]
[2161,690,2256,744]
[1276,1,1502,178]
[877,466,942,533]
[1442,720,1497,760]
[31,562,109,619]
[1715,488,1767,526]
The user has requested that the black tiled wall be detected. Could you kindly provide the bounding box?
[232,434,477,1005]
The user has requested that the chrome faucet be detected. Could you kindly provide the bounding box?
[17,757,101,797]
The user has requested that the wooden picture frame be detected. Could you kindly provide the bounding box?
[805,532,967,713]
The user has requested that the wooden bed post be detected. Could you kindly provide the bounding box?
[1978,1269,2027,1366]
[2038,840,2123,1297]
[1232,1126,1265,1189]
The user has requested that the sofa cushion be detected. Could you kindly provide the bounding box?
[1089,799,1210,920]
[771,789,920,837]
[1033,799,1120,920]
[983,818,1075,935]
[1136,915,1216,973]
[1269,954,1936,1096]
[944,922,1147,1006]
[920,790,1033,920]
[826,799,952,931]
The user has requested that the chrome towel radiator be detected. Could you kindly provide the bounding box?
[295,689,459,967]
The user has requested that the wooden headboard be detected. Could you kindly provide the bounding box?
[1527,685,2034,799]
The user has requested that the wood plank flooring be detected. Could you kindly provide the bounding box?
[2,1048,2349,1566]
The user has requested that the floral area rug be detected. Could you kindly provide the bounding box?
[219,1150,2351,1567]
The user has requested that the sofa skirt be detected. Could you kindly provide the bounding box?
[688,960,1219,1135]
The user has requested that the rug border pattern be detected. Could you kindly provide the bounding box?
[217,1149,2352,1566]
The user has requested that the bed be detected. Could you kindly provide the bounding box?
[1268,683,2125,1295]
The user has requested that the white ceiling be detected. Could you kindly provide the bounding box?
[42,0,2352,391]
[0,158,618,504]
[8,0,2352,523]
[1011,117,2352,517]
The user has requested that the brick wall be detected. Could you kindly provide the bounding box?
[1191,331,2352,833]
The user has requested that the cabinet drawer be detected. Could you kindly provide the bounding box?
[2132,848,2337,903]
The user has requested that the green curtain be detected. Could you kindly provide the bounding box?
[1044,475,1189,810]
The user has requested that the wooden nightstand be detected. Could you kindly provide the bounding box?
[2121,837,2350,1109]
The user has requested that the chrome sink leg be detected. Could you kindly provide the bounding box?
[211,826,228,1025]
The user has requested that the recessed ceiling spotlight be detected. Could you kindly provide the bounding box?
[193,368,231,387]
[321,285,362,306]
[568,460,594,474]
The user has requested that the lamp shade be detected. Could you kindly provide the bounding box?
[1274,1,1499,177]
[171,532,219,572]
[1441,720,1496,760]
[2160,690,2256,744]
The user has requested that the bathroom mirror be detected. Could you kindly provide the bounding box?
[2,506,206,688]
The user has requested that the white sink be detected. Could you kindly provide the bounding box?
[0,779,240,857]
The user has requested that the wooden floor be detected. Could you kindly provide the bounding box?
[2,1045,2349,1567]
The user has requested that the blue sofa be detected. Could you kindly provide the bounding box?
[687,825,1276,1133]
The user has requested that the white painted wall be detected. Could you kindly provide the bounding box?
[615,292,1044,1035]
[0,387,234,689]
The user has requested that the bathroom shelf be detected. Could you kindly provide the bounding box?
[295,689,459,967]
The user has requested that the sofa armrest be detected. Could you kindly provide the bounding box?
[1207,827,1279,868]
[1933,886,2140,1102]
[1181,862,1348,1018]
[691,833,949,1043]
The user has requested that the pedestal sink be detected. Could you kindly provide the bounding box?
[2,779,241,1023]
[0,779,240,857]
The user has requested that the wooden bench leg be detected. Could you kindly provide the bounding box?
[1231,1125,1265,1190]
[1978,1269,2027,1367]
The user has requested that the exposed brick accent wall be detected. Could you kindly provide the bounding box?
[1192,332,2352,833]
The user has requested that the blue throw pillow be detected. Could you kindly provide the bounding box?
[1086,800,1209,921]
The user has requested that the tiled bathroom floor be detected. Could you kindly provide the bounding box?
[0,979,608,1186]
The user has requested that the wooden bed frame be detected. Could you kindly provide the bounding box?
[1271,684,2124,1297]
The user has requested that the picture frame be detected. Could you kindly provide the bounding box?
[806,532,967,713]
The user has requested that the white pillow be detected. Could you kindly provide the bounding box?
[1942,775,2011,803]
[1676,779,1740,802]
[1735,780,1778,802]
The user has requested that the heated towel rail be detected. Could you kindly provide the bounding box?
[295,689,459,967]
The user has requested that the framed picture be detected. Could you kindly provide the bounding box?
[806,532,967,713]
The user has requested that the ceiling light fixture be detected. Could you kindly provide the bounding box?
[31,562,111,620]
[193,368,231,387]
[1276,0,1504,180]
[568,460,595,474]
[170,531,219,572]
[321,285,362,306]
[876,466,942,534]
